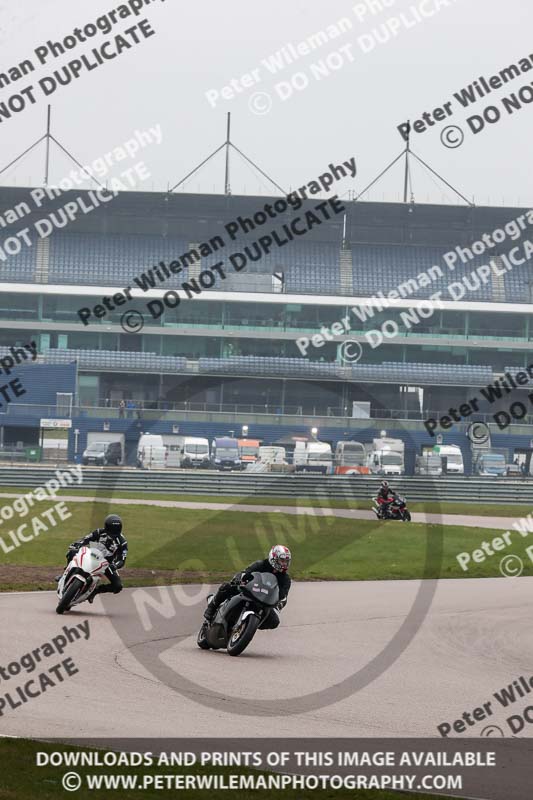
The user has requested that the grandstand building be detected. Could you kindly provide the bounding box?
[1,185,533,472]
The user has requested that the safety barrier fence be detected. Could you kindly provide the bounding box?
[0,467,529,503]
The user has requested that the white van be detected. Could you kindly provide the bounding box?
[180,437,210,468]
[437,445,464,475]
[137,434,166,469]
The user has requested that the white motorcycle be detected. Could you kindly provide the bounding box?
[56,543,110,614]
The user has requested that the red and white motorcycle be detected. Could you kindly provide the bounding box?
[56,544,110,614]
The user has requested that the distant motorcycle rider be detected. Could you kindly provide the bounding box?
[203,544,292,629]
[60,514,128,602]
[376,481,397,518]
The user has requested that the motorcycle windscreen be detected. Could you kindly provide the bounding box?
[242,572,280,607]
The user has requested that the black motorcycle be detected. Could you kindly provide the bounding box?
[197,571,280,656]
[372,495,412,522]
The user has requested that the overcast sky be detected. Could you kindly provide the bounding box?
[0,0,531,207]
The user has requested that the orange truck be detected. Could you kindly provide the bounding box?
[237,438,261,466]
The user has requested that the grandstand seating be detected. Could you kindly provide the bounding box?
[503,265,530,303]
[43,233,343,292]
[42,348,187,372]
[47,233,191,285]
[198,356,346,378]
[2,225,530,305]
[352,244,490,299]
[31,349,496,385]
[351,361,493,385]
[198,356,493,385]
[504,366,533,381]
[0,237,36,281]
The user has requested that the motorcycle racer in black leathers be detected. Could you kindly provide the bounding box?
[61,514,128,602]
[203,544,291,629]
[376,481,398,519]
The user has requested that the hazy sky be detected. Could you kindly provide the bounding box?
[0,0,532,206]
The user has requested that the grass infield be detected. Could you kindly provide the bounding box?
[0,491,530,591]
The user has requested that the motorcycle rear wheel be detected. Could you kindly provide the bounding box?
[227,615,260,656]
[56,580,83,614]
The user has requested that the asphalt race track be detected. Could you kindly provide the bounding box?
[0,491,523,531]
[2,574,532,741]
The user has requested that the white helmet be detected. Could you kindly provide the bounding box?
[268,544,291,573]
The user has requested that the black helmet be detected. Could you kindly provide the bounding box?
[381,481,389,490]
[104,514,122,538]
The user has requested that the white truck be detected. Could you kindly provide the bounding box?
[334,441,367,474]
[436,444,464,475]
[365,437,405,476]
[293,441,333,474]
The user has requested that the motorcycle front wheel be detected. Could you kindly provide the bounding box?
[197,623,210,649]
[56,580,83,614]
[227,614,260,656]
[403,511,412,522]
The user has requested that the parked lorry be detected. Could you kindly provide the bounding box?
[365,437,405,476]
[294,441,333,474]
[334,441,369,474]
[237,438,261,467]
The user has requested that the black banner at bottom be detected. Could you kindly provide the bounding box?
[25,737,533,799]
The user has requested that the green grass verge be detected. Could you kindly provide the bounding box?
[1,494,532,591]
[0,485,529,517]
[0,738,453,800]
